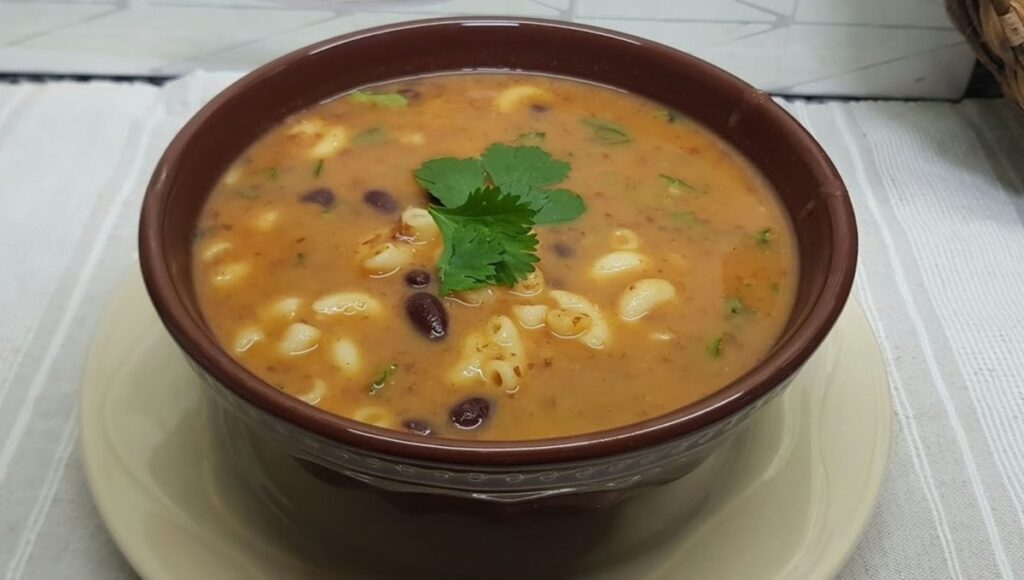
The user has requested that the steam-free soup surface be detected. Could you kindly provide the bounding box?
[193,73,797,440]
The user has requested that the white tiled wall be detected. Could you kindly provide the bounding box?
[0,0,976,98]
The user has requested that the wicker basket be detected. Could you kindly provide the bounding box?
[948,0,1024,107]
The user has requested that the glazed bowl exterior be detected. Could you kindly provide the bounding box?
[139,17,857,507]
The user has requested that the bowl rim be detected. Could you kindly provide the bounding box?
[140,16,857,467]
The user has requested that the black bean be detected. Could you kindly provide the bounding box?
[397,88,420,100]
[553,242,575,258]
[531,104,549,113]
[403,419,434,436]
[450,397,491,430]
[299,187,335,209]
[404,269,431,288]
[363,189,399,214]
[405,292,448,341]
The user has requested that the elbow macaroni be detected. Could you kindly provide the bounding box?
[299,379,327,406]
[397,207,440,244]
[590,251,648,279]
[494,85,552,113]
[362,242,413,276]
[618,279,677,322]
[512,304,549,329]
[510,269,545,297]
[549,290,611,349]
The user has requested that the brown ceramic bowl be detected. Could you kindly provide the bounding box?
[140,17,856,508]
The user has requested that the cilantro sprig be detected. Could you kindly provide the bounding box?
[415,145,586,294]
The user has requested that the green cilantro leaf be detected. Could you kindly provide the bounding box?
[414,157,486,207]
[581,116,632,144]
[428,187,539,295]
[707,336,724,358]
[369,362,399,394]
[755,228,773,246]
[352,127,388,145]
[348,91,408,108]
[512,131,546,146]
[481,144,569,199]
[725,297,755,318]
[660,173,696,195]
[480,144,585,224]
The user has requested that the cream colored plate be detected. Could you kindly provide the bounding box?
[82,270,891,580]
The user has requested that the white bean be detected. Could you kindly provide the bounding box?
[278,322,321,355]
[312,292,381,317]
[362,242,413,276]
[512,304,549,329]
[618,278,677,322]
[590,251,648,279]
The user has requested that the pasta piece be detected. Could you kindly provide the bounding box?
[494,85,553,113]
[510,269,545,297]
[611,228,641,250]
[221,164,243,186]
[549,290,611,349]
[362,242,413,276]
[199,240,232,263]
[211,261,251,287]
[312,292,382,317]
[618,279,677,322]
[448,332,498,386]
[483,359,522,394]
[278,322,321,355]
[329,338,360,376]
[262,296,302,320]
[309,125,349,158]
[299,379,327,406]
[590,251,648,279]
[488,315,526,364]
[400,132,425,145]
[233,326,264,353]
[512,304,549,329]
[546,308,593,338]
[351,406,396,429]
[449,287,496,307]
[396,207,440,244]
[252,210,280,232]
[287,117,324,136]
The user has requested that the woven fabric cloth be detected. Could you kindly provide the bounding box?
[0,73,1021,579]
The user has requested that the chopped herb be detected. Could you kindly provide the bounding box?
[369,363,399,394]
[348,90,408,108]
[313,158,324,178]
[655,109,685,123]
[512,131,546,146]
[671,211,702,228]
[755,228,773,246]
[192,225,220,242]
[725,297,754,317]
[352,127,388,145]
[268,166,278,180]
[428,187,539,294]
[707,336,724,358]
[296,252,307,265]
[659,173,696,195]
[581,116,632,144]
